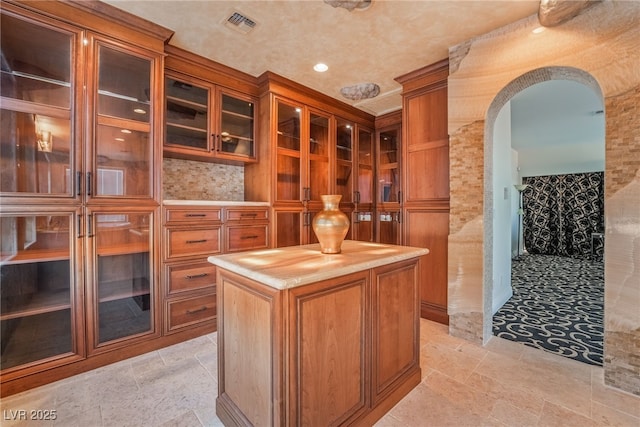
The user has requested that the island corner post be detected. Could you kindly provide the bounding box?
[209,240,429,426]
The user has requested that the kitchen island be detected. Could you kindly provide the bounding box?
[208,240,429,426]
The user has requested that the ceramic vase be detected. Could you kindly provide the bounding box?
[312,195,350,254]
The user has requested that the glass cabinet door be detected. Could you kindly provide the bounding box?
[165,76,210,152]
[357,128,373,205]
[0,12,75,197]
[335,118,353,204]
[378,211,401,245]
[276,100,302,202]
[93,43,153,199]
[378,127,401,203]
[1,212,79,370]
[308,112,330,202]
[91,210,152,345]
[218,91,255,159]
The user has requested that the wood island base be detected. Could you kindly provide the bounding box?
[209,241,428,426]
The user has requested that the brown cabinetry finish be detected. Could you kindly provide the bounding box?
[167,293,217,332]
[216,258,421,426]
[396,59,450,324]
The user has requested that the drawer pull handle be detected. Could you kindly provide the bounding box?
[187,306,208,315]
[186,239,207,244]
[185,213,206,217]
[241,235,259,239]
[185,273,208,279]
[240,213,257,217]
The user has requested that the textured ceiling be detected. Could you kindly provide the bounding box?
[104,0,540,116]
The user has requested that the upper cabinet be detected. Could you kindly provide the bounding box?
[245,72,375,248]
[0,9,78,199]
[163,46,259,164]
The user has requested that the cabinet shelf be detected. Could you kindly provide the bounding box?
[1,69,71,88]
[167,122,208,134]
[222,109,253,121]
[98,277,150,303]
[96,242,149,257]
[166,95,207,111]
[0,249,70,266]
[0,289,71,321]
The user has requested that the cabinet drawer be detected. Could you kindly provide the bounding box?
[167,294,216,332]
[166,208,222,223]
[226,208,269,222]
[167,227,221,259]
[226,225,268,252]
[167,261,216,295]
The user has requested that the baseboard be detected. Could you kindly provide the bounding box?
[420,301,449,324]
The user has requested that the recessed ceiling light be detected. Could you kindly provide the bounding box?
[313,63,329,72]
[121,129,132,134]
[532,26,545,34]
[115,137,125,142]
[133,108,146,114]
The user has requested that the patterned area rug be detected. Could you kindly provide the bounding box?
[493,254,604,366]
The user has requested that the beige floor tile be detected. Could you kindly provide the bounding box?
[420,340,484,383]
[464,372,545,416]
[591,368,640,418]
[160,410,203,427]
[475,351,592,417]
[489,400,539,427]
[537,401,597,427]
[483,335,527,360]
[591,400,640,427]
[423,370,495,418]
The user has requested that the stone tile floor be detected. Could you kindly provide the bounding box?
[1,319,638,426]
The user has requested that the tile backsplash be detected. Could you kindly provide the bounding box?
[163,158,244,200]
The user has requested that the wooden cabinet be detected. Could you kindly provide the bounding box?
[162,203,269,334]
[224,207,269,253]
[214,244,423,427]
[0,0,173,396]
[163,45,258,164]
[396,59,450,324]
[245,72,375,248]
[162,205,220,334]
[375,111,403,245]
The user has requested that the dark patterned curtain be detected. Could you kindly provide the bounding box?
[522,172,604,259]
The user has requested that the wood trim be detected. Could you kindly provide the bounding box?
[374,109,402,129]
[258,71,375,127]
[421,301,449,325]
[395,58,449,94]
[4,0,173,52]
[165,45,259,97]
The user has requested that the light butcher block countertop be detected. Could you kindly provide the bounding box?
[163,200,269,206]
[207,240,429,290]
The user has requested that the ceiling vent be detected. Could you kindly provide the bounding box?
[224,11,257,34]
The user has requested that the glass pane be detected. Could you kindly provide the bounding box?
[358,129,373,204]
[277,102,300,151]
[336,162,352,203]
[165,77,208,151]
[378,211,399,244]
[98,46,150,122]
[309,114,329,156]
[309,158,329,201]
[355,211,373,242]
[1,14,72,108]
[309,113,329,200]
[96,125,150,198]
[379,128,400,203]
[1,214,73,369]
[275,211,300,248]
[277,153,300,201]
[336,119,353,161]
[1,110,72,195]
[220,95,254,157]
[95,212,151,344]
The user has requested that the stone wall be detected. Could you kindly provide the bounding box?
[162,158,244,200]
[447,1,640,395]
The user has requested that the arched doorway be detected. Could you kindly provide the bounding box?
[482,67,605,362]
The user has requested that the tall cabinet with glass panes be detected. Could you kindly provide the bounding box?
[0,2,169,391]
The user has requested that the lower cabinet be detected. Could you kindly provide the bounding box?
[162,203,269,334]
[216,258,421,426]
